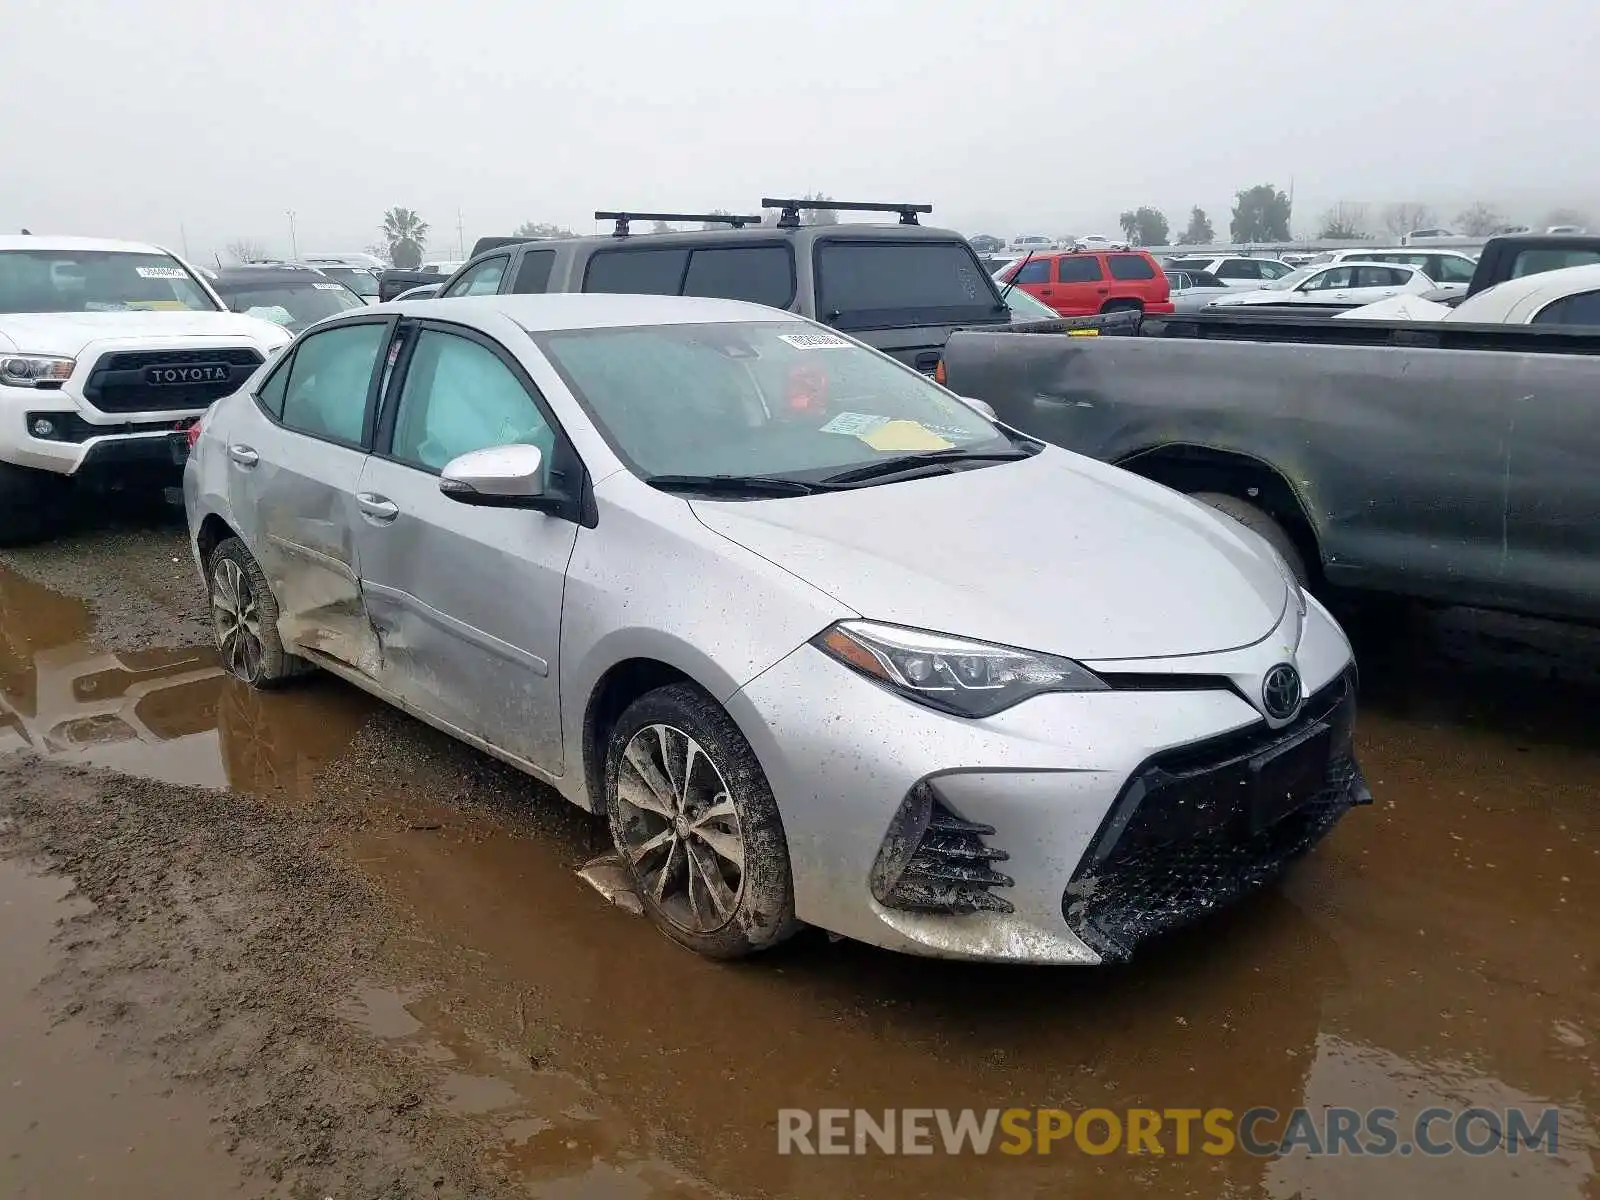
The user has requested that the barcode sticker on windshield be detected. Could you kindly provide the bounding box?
[312,282,345,290]
[779,332,851,351]
[819,412,889,436]
[134,266,187,279]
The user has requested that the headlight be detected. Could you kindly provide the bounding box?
[812,620,1107,719]
[0,355,74,387]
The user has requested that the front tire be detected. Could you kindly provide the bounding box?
[1191,491,1310,586]
[206,537,306,688]
[0,463,62,546]
[605,683,800,959]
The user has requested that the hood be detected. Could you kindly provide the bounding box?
[691,450,1288,661]
[0,311,290,357]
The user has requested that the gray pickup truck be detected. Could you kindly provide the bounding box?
[940,314,1600,624]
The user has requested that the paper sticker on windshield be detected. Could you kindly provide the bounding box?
[820,412,888,436]
[779,331,851,351]
[126,300,187,311]
[858,420,954,453]
[134,266,187,279]
[312,282,345,290]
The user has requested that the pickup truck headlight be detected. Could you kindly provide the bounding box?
[0,355,75,387]
[814,620,1107,718]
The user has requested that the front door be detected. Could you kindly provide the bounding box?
[227,318,392,673]
[353,323,577,774]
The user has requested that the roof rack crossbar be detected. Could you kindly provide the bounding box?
[593,211,765,237]
[761,198,933,229]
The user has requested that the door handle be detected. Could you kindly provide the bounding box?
[227,444,259,468]
[1039,287,1052,295]
[356,492,399,523]
[1097,287,1110,294]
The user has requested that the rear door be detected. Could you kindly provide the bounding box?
[1350,265,1415,301]
[1050,254,1106,315]
[225,316,393,673]
[1106,252,1167,309]
[352,320,579,773]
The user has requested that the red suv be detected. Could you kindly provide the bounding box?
[998,249,1174,316]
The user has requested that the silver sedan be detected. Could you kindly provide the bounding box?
[184,294,1368,964]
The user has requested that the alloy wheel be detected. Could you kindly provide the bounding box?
[614,723,746,933]
[211,556,265,683]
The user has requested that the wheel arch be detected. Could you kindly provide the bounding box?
[1114,443,1324,583]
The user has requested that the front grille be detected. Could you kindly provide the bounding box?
[1063,670,1368,962]
[82,346,263,414]
[870,784,1015,915]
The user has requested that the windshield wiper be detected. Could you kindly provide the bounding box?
[819,447,1034,486]
[646,474,829,497]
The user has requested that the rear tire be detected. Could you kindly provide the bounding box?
[0,463,62,547]
[1191,491,1310,586]
[205,537,309,688]
[1100,299,1143,314]
[605,682,801,959]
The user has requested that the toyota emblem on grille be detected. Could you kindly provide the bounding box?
[1261,663,1302,721]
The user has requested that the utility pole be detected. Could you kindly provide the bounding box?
[456,209,465,260]
[286,210,299,260]
[179,221,191,258]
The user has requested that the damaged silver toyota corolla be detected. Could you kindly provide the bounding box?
[183,293,1371,964]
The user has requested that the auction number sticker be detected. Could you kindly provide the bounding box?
[312,282,346,290]
[820,411,889,436]
[779,332,852,351]
[135,266,187,279]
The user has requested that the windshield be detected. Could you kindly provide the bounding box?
[0,250,219,314]
[216,282,367,331]
[1004,287,1058,319]
[315,265,380,298]
[535,321,1010,483]
[814,241,1003,330]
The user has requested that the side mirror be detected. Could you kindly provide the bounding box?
[956,395,998,421]
[439,444,547,508]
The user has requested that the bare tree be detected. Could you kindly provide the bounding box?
[1381,202,1438,238]
[224,238,270,263]
[651,220,674,234]
[1544,206,1592,231]
[1318,202,1370,240]
[1454,202,1504,237]
[801,192,839,225]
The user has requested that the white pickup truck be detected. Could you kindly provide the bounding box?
[0,235,292,544]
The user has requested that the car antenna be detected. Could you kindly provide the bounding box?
[999,249,1036,303]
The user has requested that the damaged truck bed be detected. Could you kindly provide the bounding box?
[940,314,1600,623]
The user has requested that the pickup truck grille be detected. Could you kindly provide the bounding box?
[82,347,263,414]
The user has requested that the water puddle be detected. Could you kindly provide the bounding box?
[0,853,267,1197]
[0,565,375,797]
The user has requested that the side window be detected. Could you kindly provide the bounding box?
[1168,271,1190,291]
[1532,291,1600,327]
[583,248,690,294]
[1217,260,1255,279]
[1433,255,1476,284]
[279,322,387,445]
[1055,256,1104,283]
[255,354,291,419]
[1353,266,1404,288]
[1258,261,1293,280]
[1108,254,1156,281]
[1013,259,1051,284]
[682,246,795,307]
[443,256,509,298]
[510,250,556,294]
[390,330,556,473]
[1304,267,1356,291]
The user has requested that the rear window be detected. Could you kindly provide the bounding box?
[682,246,794,308]
[1056,256,1104,283]
[814,241,1001,330]
[1532,290,1600,326]
[1108,254,1156,281]
[1511,249,1600,279]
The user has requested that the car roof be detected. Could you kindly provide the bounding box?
[1469,262,1600,306]
[0,234,172,255]
[366,292,798,332]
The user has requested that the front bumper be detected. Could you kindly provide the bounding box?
[1,382,204,477]
[727,595,1365,964]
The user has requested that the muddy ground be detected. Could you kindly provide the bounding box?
[0,510,1596,1199]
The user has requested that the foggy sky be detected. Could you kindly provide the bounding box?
[2,0,1592,260]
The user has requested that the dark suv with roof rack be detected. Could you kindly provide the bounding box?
[393,200,1011,374]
